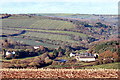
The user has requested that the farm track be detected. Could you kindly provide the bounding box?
[0,69,119,79]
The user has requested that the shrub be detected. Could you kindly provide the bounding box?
[11,59,21,64]
[20,63,28,68]
[98,60,103,65]
[5,54,14,59]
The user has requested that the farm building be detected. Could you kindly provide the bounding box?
[69,52,76,57]
[33,45,45,50]
[70,52,96,62]
[5,51,16,59]
[6,51,15,56]
[77,52,94,56]
[33,46,40,49]
[69,52,97,62]
[75,56,95,62]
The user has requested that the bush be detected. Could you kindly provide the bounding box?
[20,63,28,68]
[11,59,21,64]
[44,57,53,64]
[113,57,120,62]
[93,61,99,65]
[98,60,103,65]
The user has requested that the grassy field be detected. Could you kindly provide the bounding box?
[2,16,75,30]
[0,54,2,61]
[1,15,89,48]
[39,13,92,19]
[1,37,58,48]
[45,62,120,69]
[83,62,120,69]
[4,28,86,41]
[29,19,75,29]
[4,27,87,37]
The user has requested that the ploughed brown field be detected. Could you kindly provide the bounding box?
[0,69,119,79]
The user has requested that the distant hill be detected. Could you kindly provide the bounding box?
[0,14,11,19]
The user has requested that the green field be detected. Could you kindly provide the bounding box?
[45,62,120,69]
[2,15,88,48]
[83,62,120,69]
[2,16,74,30]
[3,27,87,37]
[29,19,75,29]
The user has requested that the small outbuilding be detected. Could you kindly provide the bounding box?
[69,52,76,57]
[6,51,15,56]
[33,46,40,49]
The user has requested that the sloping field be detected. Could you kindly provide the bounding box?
[0,69,119,79]
[2,16,75,30]
[29,19,75,29]
[1,15,89,47]
[83,62,120,69]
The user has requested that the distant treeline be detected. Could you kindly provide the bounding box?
[0,14,12,19]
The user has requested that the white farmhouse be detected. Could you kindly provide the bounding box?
[12,51,15,54]
[75,52,96,62]
[33,46,40,49]
[69,53,76,57]
[76,56,95,62]
[6,51,15,56]
[6,51,11,56]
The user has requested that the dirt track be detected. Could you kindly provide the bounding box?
[0,69,119,79]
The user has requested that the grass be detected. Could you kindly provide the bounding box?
[46,64,71,68]
[0,54,2,61]
[2,18,38,28]
[39,13,92,19]
[2,16,75,30]
[5,27,87,37]
[83,62,120,69]
[8,37,57,48]
[2,28,86,45]
[74,50,87,53]
[2,29,20,34]
[46,62,120,69]
[29,19,75,29]
[2,15,89,48]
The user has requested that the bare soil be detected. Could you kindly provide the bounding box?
[0,69,119,79]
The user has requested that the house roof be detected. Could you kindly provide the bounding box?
[77,53,94,56]
[70,52,76,54]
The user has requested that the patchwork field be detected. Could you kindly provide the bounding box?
[1,15,89,48]
[1,14,119,70]
[2,18,75,29]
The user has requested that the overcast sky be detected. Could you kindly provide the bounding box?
[0,0,119,14]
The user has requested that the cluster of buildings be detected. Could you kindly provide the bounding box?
[70,52,98,62]
[2,50,16,59]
